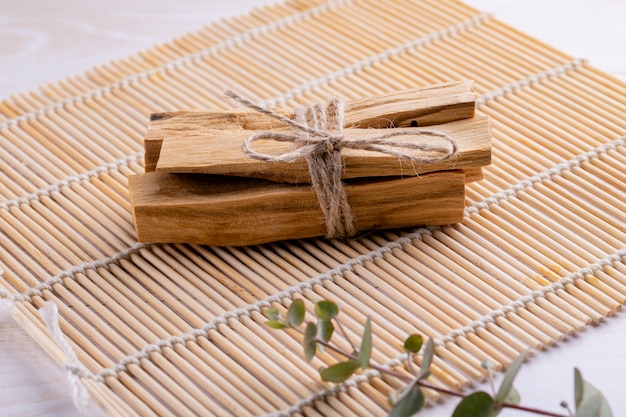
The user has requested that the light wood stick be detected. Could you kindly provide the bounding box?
[129,170,465,246]
[144,80,476,171]
[154,116,490,183]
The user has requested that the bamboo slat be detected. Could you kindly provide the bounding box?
[1,0,626,416]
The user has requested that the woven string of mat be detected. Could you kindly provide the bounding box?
[1,0,625,415]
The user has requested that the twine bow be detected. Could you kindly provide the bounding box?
[225,90,458,239]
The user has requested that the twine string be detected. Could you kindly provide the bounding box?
[225,90,458,238]
[0,298,15,321]
[39,301,102,412]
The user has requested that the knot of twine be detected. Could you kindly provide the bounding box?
[225,90,458,239]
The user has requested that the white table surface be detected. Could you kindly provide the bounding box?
[1,1,625,416]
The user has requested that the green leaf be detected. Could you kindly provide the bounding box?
[488,404,502,416]
[503,386,520,405]
[320,360,358,383]
[389,386,425,417]
[452,392,494,417]
[287,299,305,327]
[574,368,613,417]
[264,307,280,321]
[575,395,604,417]
[403,334,423,354]
[315,300,339,320]
[317,318,335,343]
[417,339,435,380]
[494,351,527,406]
[575,368,584,406]
[358,317,372,369]
[265,320,287,329]
[303,322,317,361]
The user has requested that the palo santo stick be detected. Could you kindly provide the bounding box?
[155,116,491,183]
[463,167,483,182]
[129,170,465,246]
[144,80,476,171]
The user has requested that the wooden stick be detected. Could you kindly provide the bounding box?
[154,115,490,184]
[144,80,476,171]
[129,170,465,246]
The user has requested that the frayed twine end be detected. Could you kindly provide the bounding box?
[0,298,15,321]
[39,301,91,412]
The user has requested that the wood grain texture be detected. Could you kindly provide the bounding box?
[129,170,466,246]
[155,116,491,182]
[137,83,486,245]
[144,81,476,171]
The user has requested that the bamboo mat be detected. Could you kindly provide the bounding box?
[1,0,625,415]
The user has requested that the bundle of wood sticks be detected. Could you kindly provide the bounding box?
[129,81,491,246]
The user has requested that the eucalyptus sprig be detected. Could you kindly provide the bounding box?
[264,299,613,417]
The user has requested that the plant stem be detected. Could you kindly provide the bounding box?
[414,380,466,398]
[313,337,568,417]
[406,352,418,377]
[314,338,413,382]
[334,317,358,353]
